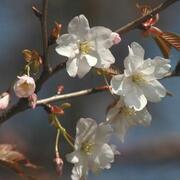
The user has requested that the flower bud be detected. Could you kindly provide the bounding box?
[57,85,64,95]
[54,153,63,176]
[28,93,37,109]
[0,92,10,110]
[14,75,36,98]
[111,32,121,45]
[49,22,62,46]
[51,22,62,40]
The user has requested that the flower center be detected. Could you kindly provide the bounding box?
[81,142,94,155]
[121,106,136,117]
[79,41,91,54]
[20,82,31,91]
[132,73,146,84]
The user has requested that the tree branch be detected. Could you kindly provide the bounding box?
[115,0,179,34]
[0,0,178,125]
[41,0,49,71]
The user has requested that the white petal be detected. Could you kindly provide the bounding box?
[77,57,92,78]
[92,144,114,170]
[71,160,88,180]
[95,123,113,144]
[135,108,152,126]
[124,86,147,111]
[75,118,97,147]
[130,42,145,58]
[84,54,97,67]
[106,104,120,122]
[141,80,166,102]
[66,58,78,77]
[66,151,80,163]
[95,49,115,68]
[124,55,144,76]
[68,14,90,39]
[141,57,171,80]
[56,34,78,58]
[89,26,113,49]
[113,116,130,142]
[111,74,124,95]
[152,56,171,79]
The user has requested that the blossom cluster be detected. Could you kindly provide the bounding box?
[54,15,171,179]
[0,14,170,180]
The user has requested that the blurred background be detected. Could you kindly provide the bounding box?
[0,0,180,179]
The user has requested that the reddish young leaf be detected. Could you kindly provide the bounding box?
[50,105,64,115]
[153,35,171,58]
[161,32,180,51]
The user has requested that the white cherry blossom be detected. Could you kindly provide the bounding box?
[111,42,171,111]
[56,14,121,78]
[106,98,151,142]
[66,118,118,180]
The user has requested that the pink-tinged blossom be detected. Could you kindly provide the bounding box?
[14,75,36,98]
[111,42,171,111]
[0,92,10,110]
[56,14,121,78]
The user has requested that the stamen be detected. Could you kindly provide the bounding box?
[81,142,94,155]
[121,106,136,117]
[79,41,91,54]
[132,73,146,84]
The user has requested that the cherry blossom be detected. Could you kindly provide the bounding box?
[66,118,118,180]
[106,98,151,142]
[56,14,121,78]
[111,42,171,111]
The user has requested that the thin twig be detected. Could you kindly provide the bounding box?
[0,0,178,125]
[36,86,110,105]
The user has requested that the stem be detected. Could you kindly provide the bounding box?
[41,0,49,71]
[55,129,60,155]
[54,116,74,149]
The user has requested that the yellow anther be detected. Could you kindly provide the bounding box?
[121,106,136,117]
[79,41,91,54]
[81,142,94,155]
[132,73,146,84]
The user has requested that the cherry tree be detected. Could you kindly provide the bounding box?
[0,0,179,179]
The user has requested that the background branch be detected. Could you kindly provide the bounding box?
[0,0,178,125]
[41,0,49,72]
[116,0,178,34]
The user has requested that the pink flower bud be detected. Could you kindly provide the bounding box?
[54,153,64,176]
[0,92,10,110]
[111,32,121,45]
[57,85,64,95]
[28,93,37,109]
[14,75,36,98]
